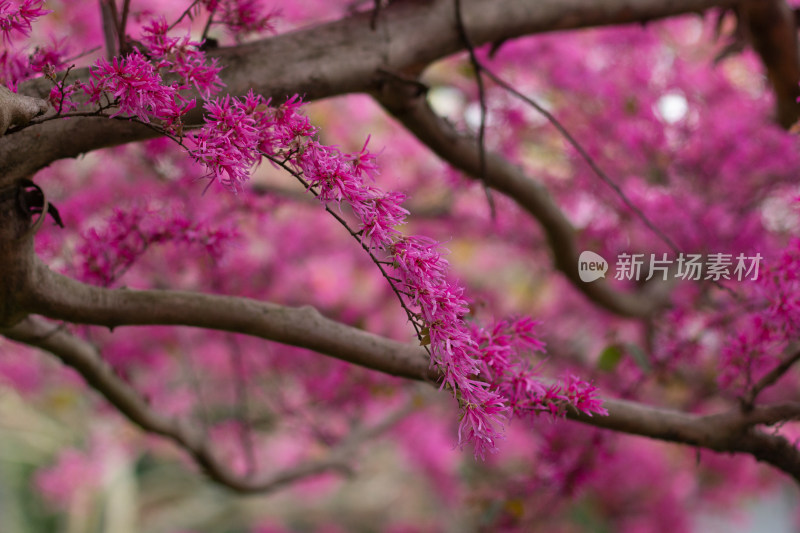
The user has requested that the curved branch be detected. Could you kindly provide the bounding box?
[568,398,800,482]
[0,0,736,185]
[0,315,414,494]
[24,259,436,382]
[740,0,800,128]
[375,83,672,318]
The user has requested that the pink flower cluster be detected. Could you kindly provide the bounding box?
[181,90,605,457]
[85,51,191,123]
[28,38,69,74]
[189,92,273,189]
[472,319,606,418]
[78,204,235,286]
[0,47,29,86]
[0,0,49,42]
[0,2,60,87]
[46,17,222,130]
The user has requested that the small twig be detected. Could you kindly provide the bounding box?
[168,0,203,30]
[480,65,681,254]
[474,64,743,302]
[54,65,75,117]
[743,345,800,408]
[201,7,218,42]
[119,0,131,53]
[454,0,495,220]
[63,46,102,64]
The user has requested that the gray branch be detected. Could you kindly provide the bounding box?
[375,83,672,318]
[1,315,413,493]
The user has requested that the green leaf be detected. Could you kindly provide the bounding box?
[597,345,623,372]
[419,326,431,346]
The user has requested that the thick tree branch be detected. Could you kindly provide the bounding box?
[0,0,736,185]
[1,315,414,494]
[568,398,800,482]
[740,0,800,128]
[375,83,672,318]
[23,259,437,382]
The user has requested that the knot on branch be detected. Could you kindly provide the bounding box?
[0,180,63,244]
[0,85,48,136]
[16,179,64,235]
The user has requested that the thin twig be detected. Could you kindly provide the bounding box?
[263,152,431,346]
[119,0,131,53]
[454,0,495,219]
[168,0,203,31]
[480,65,681,254]
[99,0,118,58]
[743,345,800,408]
[475,63,743,301]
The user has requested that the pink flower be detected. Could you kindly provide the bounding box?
[0,0,50,42]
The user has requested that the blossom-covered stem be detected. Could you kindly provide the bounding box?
[263,152,430,343]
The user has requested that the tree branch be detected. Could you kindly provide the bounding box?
[0,0,736,185]
[0,315,415,494]
[568,398,800,482]
[23,259,437,382]
[375,82,672,318]
[0,86,47,136]
[740,0,800,128]
[743,344,800,407]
